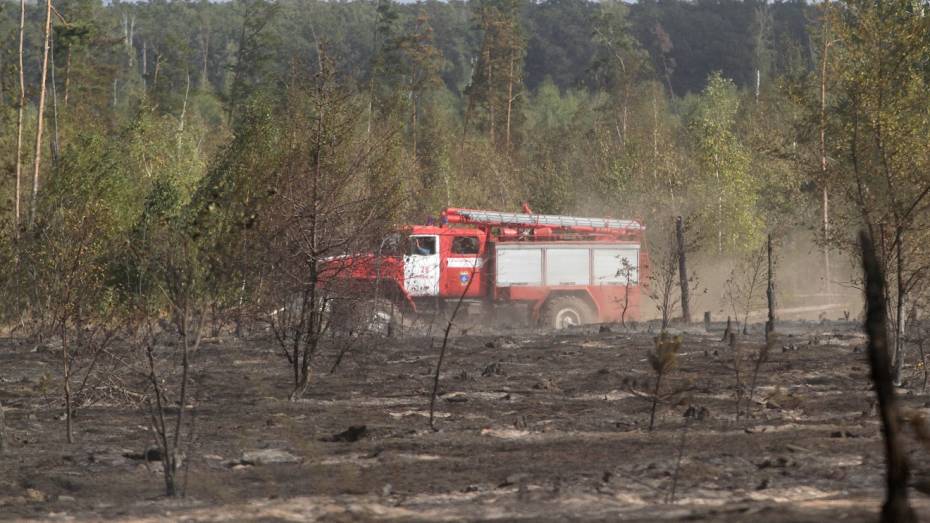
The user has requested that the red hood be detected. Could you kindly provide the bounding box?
[318,253,404,283]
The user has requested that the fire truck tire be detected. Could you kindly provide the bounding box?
[542,295,595,329]
[367,298,402,336]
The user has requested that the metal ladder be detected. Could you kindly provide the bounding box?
[448,209,644,231]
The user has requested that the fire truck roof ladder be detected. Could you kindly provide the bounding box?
[443,208,644,232]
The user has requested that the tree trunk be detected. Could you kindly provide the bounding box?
[652,88,659,185]
[486,43,494,145]
[14,0,26,232]
[820,32,832,295]
[620,86,628,145]
[62,324,73,444]
[766,233,775,342]
[366,80,373,137]
[168,307,193,497]
[661,56,674,97]
[713,153,723,254]
[153,55,161,91]
[620,276,631,327]
[676,216,691,323]
[860,232,917,523]
[141,42,147,92]
[200,26,209,89]
[177,72,191,152]
[29,0,53,228]
[50,31,60,165]
[290,71,325,402]
[0,399,7,453]
[63,47,72,108]
[411,92,418,163]
[124,13,135,69]
[648,372,663,431]
[505,43,514,154]
[893,230,906,386]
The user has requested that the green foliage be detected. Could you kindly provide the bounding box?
[687,72,762,253]
[522,80,596,213]
[0,0,925,349]
[590,0,652,93]
[465,0,527,150]
[826,0,930,235]
[524,0,598,90]
[10,130,137,330]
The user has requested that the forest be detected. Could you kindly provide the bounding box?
[1,0,930,519]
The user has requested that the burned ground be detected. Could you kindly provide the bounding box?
[1,322,929,521]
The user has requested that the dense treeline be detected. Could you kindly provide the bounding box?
[0,0,815,103]
[0,0,928,424]
[0,0,818,222]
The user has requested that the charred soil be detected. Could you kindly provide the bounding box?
[1,321,929,521]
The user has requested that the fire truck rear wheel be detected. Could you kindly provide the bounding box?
[542,296,594,330]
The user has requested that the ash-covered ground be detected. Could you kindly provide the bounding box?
[1,321,929,522]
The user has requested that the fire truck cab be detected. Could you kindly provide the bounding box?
[402,227,488,299]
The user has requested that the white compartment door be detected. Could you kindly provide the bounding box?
[545,248,591,286]
[593,247,640,285]
[496,247,543,287]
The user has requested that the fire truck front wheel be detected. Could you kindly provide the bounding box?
[542,295,594,330]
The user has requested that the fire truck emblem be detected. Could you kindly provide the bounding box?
[459,272,470,284]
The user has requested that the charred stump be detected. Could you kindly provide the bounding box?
[722,316,732,342]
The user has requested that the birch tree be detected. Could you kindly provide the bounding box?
[688,73,760,254]
[14,0,26,231]
[826,0,930,385]
[29,0,53,226]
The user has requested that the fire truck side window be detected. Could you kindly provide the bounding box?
[408,236,436,256]
[451,236,479,254]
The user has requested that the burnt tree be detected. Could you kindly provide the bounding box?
[675,216,691,324]
[861,231,917,523]
[765,233,775,342]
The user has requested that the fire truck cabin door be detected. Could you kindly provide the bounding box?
[443,234,482,298]
[404,235,440,296]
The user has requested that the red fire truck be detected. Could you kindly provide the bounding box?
[323,205,648,329]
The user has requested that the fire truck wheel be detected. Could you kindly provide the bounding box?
[542,295,594,329]
[366,299,402,336]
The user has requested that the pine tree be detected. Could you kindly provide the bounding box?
[465,0,526,153]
